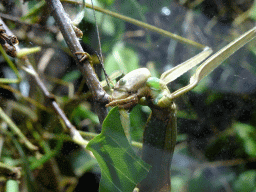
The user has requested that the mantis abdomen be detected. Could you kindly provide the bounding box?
[138,102,177,192]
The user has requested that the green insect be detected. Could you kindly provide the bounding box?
[106,27,256,192]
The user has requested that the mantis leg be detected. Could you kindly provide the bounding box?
[106,94,139,109]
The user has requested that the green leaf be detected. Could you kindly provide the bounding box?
[249,0,256,20]
[62,70,81,82]
[234,122,256,157]
[233,170,256,192]
[71,104,99,125]
[72,9,86,26]
[100,0,115,6]
[188,170,214,191]
[101,14,116,35]
[98,0,115,6]
[105,43,139,75]
[21,1,45,21]
[86,107,151,192]
[69,148,98,177]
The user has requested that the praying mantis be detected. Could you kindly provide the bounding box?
[60,1,256,191]
[106,27,256,191]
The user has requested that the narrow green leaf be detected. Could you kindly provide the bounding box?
[105,43,139,74]
[20,1,45,21]
[0,107,38,151]
[86,107,151,192]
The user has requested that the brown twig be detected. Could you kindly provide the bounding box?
[45,0,109,124]
[0,12,59,34]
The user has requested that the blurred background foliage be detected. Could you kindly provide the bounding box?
[1,0,256,191]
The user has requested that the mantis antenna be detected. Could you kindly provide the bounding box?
[90,0,112,88]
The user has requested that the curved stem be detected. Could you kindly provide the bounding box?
[62,0,207,49]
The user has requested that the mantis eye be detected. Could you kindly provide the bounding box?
[119,78,126,86]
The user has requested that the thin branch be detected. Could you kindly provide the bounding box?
[45,0,109,123]
[0,12,58,34]
[0,162,21,180]
[197,157,256,170]
[0,18,88,148]
[43,131,143,149]
[0,107,38,151]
